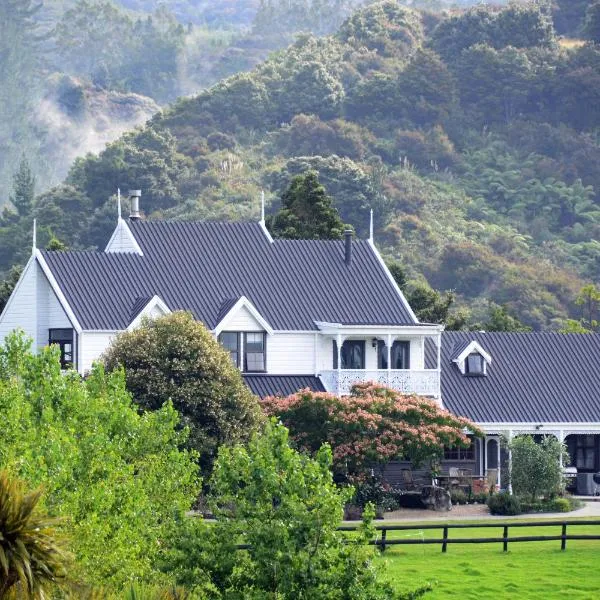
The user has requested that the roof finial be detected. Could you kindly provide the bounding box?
[369,208,374,243]
[260,189,265,223]
[32,218,37,253]
[117,188,122,220]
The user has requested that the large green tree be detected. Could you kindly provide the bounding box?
[9,156,36,217]
[268,170,347,240]
[0,331,199,589]
[102,311,263,474]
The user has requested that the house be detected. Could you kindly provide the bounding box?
[0,194,443,401]
[2,197,600,491]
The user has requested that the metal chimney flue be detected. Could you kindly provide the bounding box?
[129,190,141,220]
[344,229,353,266]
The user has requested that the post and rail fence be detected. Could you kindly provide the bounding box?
[231,520,600,553]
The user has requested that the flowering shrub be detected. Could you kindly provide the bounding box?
[261,382,482,480]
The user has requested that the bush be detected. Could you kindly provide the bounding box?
[471,492,490,504]
[487,492,522,515]
[548,497,572,512]
[450,489,468,505]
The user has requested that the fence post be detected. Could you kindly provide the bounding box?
[442,526,448,553]
[503,525,508,552]
[380,528,387,553]
[561,523,567,551]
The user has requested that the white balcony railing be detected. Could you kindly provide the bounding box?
[320,369,440,398]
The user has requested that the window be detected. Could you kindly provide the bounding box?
[218,332,240,367]
[576,435,596,471]
[244,332,266,372]
[218,331,266,372]
[465,352,485,376]
[444,437,475,461]
[333,340,365,369]
[48,329,74,369]
[377,340,410,369]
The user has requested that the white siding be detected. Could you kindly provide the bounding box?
[79,331,117,374]
[267,333,315,374]
[105,220,142,254]
[224,306,263,331]
[0,258,38,345]
[36,266,71,352]
[411,337,425,370]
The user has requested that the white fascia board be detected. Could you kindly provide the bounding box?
[104,218,144,256]
[314,321,443,336]
[127,295,171,331]
[0,254,35,322]
[367,239,419,323]
[213,296,274,336]
[35,250,83,333]
[454,340,492,365]
[477,423,600,434]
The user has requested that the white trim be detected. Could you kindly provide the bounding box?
[367,239,419,323]
[104,218,144,255]
[314,321,443,336]
[35,250,83,333]
[127,295,171,331]
[477,422,600,434]
[454,340,492,365]
[0,254,35,323]
[213,296,274,336]
[259,220,274,243]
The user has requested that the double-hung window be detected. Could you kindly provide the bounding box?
[49,328,74,369]
[218,331,266,372]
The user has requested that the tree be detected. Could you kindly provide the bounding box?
[510,435,566,502]
[268,171,347,240]
[163,420,428,599]
[482,305,532,332]
[261,383,481,481]
[103,311,263,474]
[0,265,22,314]
[0,331,200,588]
[9,156,35,217]
[584,1,600,43]
[0,471,68,599]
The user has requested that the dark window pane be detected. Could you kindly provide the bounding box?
[48,329,74,369]
[377,340,387,369]
[244,332,265,372]
[466,353,484,375]
[218,332,239,367]
[341,340,364,369]
[392,341,410,369]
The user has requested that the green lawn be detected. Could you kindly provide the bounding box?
[373,520,600,599]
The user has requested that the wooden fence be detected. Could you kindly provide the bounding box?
[337,520,600,553]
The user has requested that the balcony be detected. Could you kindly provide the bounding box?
[320,369,440,398]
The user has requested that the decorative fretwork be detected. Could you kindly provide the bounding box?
[320,369,440,398]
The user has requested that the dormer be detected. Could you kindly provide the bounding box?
[104,191,144,255]
[452,340,491,376]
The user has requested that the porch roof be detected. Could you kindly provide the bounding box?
[429,332,600,424]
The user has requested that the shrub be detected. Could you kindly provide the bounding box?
[450,489,468,505]
[487,492,522,515]
[548,497,572,513]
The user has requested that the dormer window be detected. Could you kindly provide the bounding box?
[465,352,485,376]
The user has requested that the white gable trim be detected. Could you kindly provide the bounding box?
[127,295,171,331]
[104,218,144,256]
[213,296,273,336]
[367,239,419,323]
[259,220,274,243]
[0,254,35,323]
[35,250,83,333]
[454,340,492,366]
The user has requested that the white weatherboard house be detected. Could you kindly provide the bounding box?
[2,197,600,493]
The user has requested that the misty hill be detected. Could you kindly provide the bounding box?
[4,0,600,330]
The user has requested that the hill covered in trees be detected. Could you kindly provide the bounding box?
[4,0,600,330]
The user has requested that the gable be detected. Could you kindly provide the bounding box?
[105,219,143,255]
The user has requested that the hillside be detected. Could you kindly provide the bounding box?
[3,0,600,330]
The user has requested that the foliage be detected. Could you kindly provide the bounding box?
[449,489,468,506]
[0,265,22,314]
[509,435,566,503]
[0,331,200,588]
[486,491,522,516]
[0,471,68,599]
[583,1,600,43]
[163,420,428,599]
[261,382,481,480]
[102,311,263,474]
[481,305,532,332]
[268,170,347,239]
[8,156,35,217]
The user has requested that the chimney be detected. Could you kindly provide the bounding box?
[129,190,141,220]
[344,229,353,266]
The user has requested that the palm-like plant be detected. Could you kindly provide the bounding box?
[0,470,68,599]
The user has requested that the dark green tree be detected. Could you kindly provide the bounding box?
[584,1,600,43]
[481,305,532,332]
[0,265,22,314]
[268,171,347,240]
[102,311,263,474]
[8,156,35,217]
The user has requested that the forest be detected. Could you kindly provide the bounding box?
[3,0,600,330]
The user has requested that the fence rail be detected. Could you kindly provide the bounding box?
[338,520,600,553]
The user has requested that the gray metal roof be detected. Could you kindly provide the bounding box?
[41,220,416,331]
[243,374,325,398]
[439,332,600,423]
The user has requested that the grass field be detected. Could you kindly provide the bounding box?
[374,520,600,599]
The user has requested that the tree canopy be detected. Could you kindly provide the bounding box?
[102,311,264,474]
